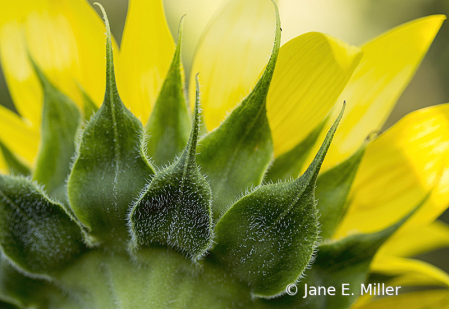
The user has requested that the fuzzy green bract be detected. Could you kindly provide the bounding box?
[144,18,191,167]
[67,5,154,249]
[30,58,81,203]
[130,77,213,261]
[196,13,280,221]
[0,3,420,309]
[0,176,85,277]
[212,106,343,298]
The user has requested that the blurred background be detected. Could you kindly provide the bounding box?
[0,0,448,267]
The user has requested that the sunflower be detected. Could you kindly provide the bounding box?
[0,0,448,308]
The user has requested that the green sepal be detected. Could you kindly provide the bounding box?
[130,79,213,261]
[0,257,79,309]
[265,196,426,309]
[266,119,326,182]
[316,143,365,239]
[0,141,30,176]
[67,6,154,249]
[145,17,190,167]
[30,59,80,201]
[196,3,281,221]
[0,175,86,277]
[212,105,344,298]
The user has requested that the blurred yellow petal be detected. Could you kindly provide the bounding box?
[353,289,449,309]
[378,220,449,258]
[267,32,361,156]
[372,256,449,288]
[163,0,226,74]
[0,0,116,127]
[335,104,449,237]
[313,15,445,172]
[53,0,119,106]
[0,150,7,174]
[117,0,174,124]
[0,105,39,164]
[0,18,41,127]
[189,0,276,131]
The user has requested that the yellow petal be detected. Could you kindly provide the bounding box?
[334,104,449,237]
[371,256,449,288]
[53,0,119,106]
[163,0,226,73]
[313,15,445,172]
[189,0,276,131]
[267,32,361,156]
[0,105,39,164]
[0,0,115,127]
[378,220,449,258]
[353,289,449,309]
[0,18,41,127]
[117,0,175,124]
[0,150,7,174]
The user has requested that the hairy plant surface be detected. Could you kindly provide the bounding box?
[0,1,449,309]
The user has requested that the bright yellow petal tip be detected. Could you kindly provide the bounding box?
[317,15,445,172]
[118,0,175,124]
[335,104,449,238]
[267,32,361,156]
